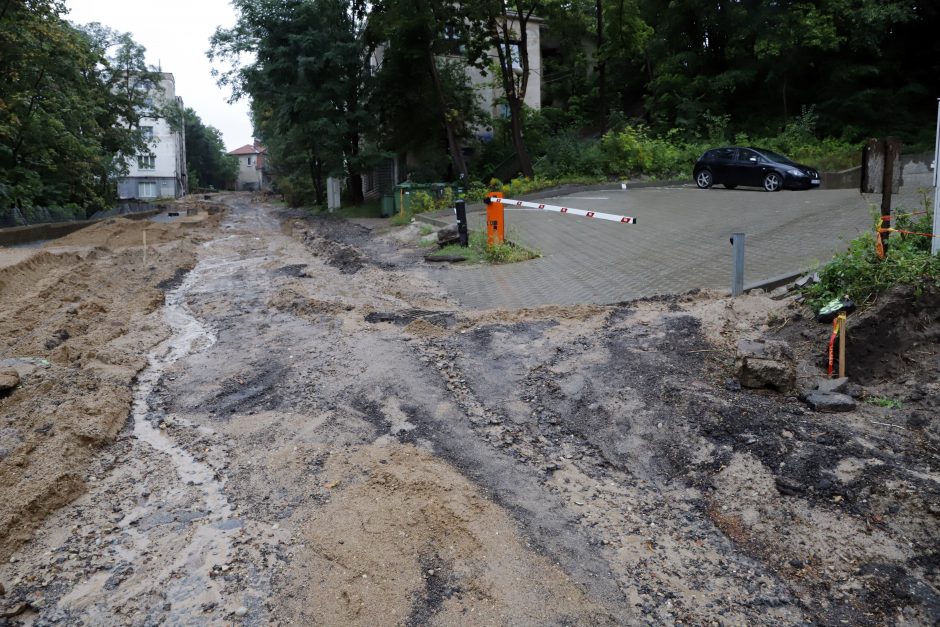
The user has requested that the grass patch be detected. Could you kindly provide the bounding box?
[427,230,540,265]
[865,396,903,409]
[389,209,413,226]
[305,200,384,219]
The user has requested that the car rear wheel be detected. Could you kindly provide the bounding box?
[763,172,782,192]
[696,170,713,189]
[724,184,737,189]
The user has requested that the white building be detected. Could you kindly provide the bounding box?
[117,73,187,200]
[462,14,543,118]
[227,142,270,191]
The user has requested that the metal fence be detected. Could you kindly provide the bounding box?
[0,206,87,228]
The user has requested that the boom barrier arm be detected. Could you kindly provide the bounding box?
[484,197,637,225]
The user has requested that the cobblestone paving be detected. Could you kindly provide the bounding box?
[436,185,874,309]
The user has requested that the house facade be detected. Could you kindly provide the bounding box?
[228,142,270,191]
[117,73,187,200]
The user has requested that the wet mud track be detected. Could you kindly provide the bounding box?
[2,198,938,625]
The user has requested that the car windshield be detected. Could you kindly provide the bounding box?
[755,149,795,165]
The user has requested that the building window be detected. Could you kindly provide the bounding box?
[141,126,154,141]
[138,182,157,198]
[509,42,522,74]
[247,156,253,166]
[138,155,156,170]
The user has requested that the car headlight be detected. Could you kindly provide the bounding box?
[787,168,803,176]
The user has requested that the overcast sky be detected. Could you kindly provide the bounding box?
[64,0,253,152]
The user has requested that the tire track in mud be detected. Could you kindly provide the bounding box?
[125,256,236,623]
[363,312,799,625]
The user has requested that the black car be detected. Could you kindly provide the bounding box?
[693,147,820,191]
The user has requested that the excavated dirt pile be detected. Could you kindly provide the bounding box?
[0,198,936,625]
[0,210,221,561]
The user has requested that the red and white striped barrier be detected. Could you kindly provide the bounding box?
[486,197,637,224]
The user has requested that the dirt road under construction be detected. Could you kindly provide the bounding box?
[0,195,938,625]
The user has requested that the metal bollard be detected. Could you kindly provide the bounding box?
[730,232,745,296]
[455,199,469,247]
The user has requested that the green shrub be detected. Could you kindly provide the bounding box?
[598,125,705,179]
[435,187,454,211]
[803,207,940,310]
[409,190,436,213]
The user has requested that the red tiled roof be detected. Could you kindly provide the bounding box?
[227,143,266,156]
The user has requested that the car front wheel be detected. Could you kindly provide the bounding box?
[763,172,782,192]
[696,170,713,189]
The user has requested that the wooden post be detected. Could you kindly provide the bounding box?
[880,137,900,254]
[838,313,847,378]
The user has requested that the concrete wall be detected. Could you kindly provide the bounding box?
[821,167,862,190]
[0,210,160,247]
[821,152,935,201]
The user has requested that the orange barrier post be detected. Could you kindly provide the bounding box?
[486,192,505,246]
[838,312,847,378]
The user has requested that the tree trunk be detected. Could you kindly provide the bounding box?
[348,172,364,204]
[346,132,364,205]
[596,0,607,125]
[310,157,324,206]
[427,48,468,180]
[508,96,534,177]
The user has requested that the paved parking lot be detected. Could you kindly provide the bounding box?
[436,185,874,309]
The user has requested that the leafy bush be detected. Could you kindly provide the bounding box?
[534,130,606,178]
[516,107,861,182]
[803,207,940,310]
[277,174,318,208]
[409,190,436,213]
[598,125,705,179]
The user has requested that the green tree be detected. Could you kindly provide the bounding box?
[368,0,487,180]
[464,0,542,178]
[211,0,374,205]
[183,108,237,190]
[0,2,157,213]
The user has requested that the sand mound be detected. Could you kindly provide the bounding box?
[48,214,217,250]
[281,444,612,625]
[0,217,214,560]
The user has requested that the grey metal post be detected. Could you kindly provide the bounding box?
[455,199,469,247]
[932,99,940,256]
[731,233,745,296]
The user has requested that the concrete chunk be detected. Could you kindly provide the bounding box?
[735,338,796,392]
[816,377,849,394]
[805,391,857,413]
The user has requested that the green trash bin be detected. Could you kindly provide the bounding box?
[381,195,394,217]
